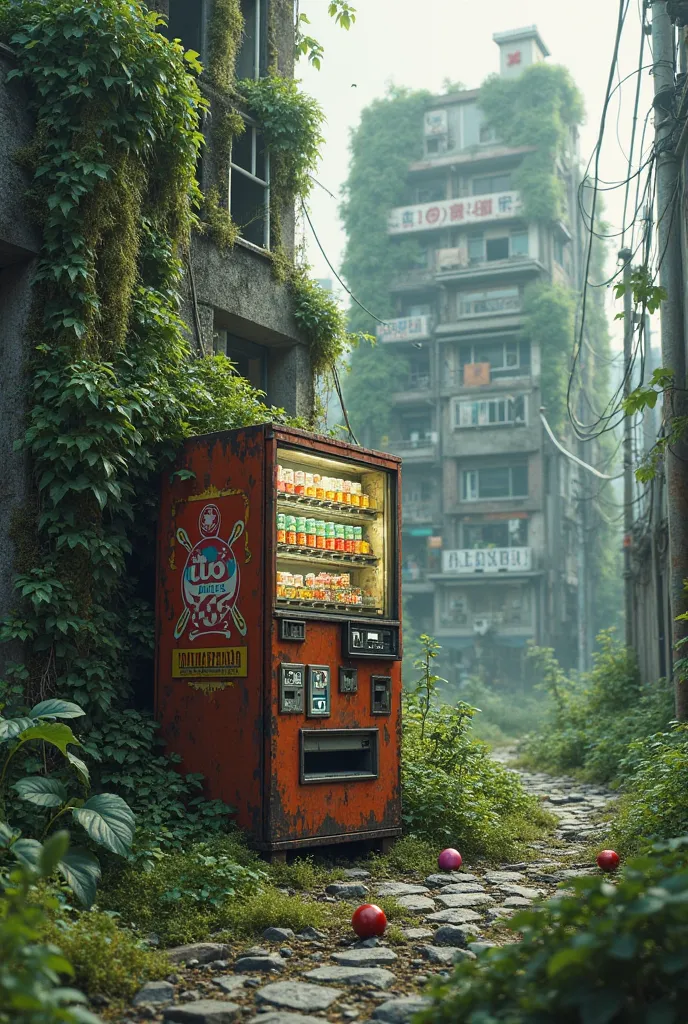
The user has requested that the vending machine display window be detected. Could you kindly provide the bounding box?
[275,447,394,619]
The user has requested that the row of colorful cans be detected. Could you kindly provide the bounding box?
[277,466,371,508]
[276,514,371,554]
[276,570,364,605]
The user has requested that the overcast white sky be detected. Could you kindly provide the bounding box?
[296,0,655,354]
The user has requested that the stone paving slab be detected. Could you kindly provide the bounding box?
[425,908,483,924]
[304,966,397,989]
[435,893,494,909]
[394,895,436,913]
[256,981,342,1011]
[371,996,432,1023]
[375,882,431,897]
[164,1001,240,1023]
[332,948,398,967]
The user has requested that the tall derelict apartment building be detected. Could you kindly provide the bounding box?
[380,28,584,684]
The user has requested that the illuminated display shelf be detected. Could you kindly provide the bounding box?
[276,494,380,522]
[277,596,381,614]
[276,544,378,569]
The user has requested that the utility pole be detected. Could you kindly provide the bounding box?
[620,247,634,651]
[651,0,688,719]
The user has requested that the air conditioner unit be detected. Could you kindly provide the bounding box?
[473,617,490,636]
[437,247,468,270]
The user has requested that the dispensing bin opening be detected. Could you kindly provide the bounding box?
[300,728,379,784]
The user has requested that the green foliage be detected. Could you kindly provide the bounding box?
[401,636,553,860]
[479,63,584,222]
[1,698,134,908]
[206,0,243,91]
[340,86,430,445]
[614,267,667,319]
[0,831,100,1024]
[296,1,356,69]
[0,0,287,855]
[239,73,324,210]
[611,726,688,854]
[102,832,346,943]
[42,909,168,1003]
[521,634,675,786]
[521,281,575,434]
[455,677,550,744]
[421,839,688,1024]
[291,271,365,376]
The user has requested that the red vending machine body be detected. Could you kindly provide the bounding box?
[156,425,402,852]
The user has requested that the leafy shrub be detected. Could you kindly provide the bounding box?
[101,835,266,945]
[268,855,341,891]
[1,699,134,907]
[421,838,688,1024]
[42,910,168,1002]
[611,725,688,854]
[0,830,98,1024]
[402,637,553,861]
[520,633,674,784]
[83,709,231,860]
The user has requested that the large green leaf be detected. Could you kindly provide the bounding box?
[67,750,90,785]
[0,716,35,741]
[72,793,135,856]
[30,698,85,720]
[58,848,101,907]
[18,722,80,755]
[39,830,70,874]
[11,837,42,869]
[13,776,68,807]
[0,821,16,847]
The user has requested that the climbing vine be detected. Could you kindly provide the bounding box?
[0,0,284,840]
[339,86,432,446]
[478,63,584,223]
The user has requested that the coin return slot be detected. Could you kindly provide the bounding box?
[300,729,378,783]
[372,675,392,715]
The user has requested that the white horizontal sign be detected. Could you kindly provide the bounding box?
[388,191,521,235]
[376,315,431,343]
[442,547,531,574]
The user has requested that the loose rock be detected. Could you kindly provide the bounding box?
[421,946,476,966]
[375,882,430,898]
[263,928,295,943]
[212,978,248,997]
[424,873,478,887]
[432,925,470,947]
[371,996,432,1023]
[248,1015,326,1024]
[256,981,342,1012]
[332,947,398,967]
[326,883,370,899]
[167,944,230,965]
[234,954,285,974]
[304,966,396,989]
[435,893,494,909]
[133,981,175,1007]
[425,909,483,925]
[164,1001,240,1023]
[342,869,371,880]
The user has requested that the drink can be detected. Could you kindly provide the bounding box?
[276,512,286,543]
[361,491,370,508]
[344,524,354,553]
[316,519,326,548]
[283,468,294,494]
[350,481,360,506]
[294,470,305,495]
[306,518,317,546]
[305,473,315,496]
[296,516,307,545]
[314,474,324,499]
[325,478,336,501]
[276,465,286,492]
[353,526,362,553]
[335,523,345,551]
[286,515,296,544]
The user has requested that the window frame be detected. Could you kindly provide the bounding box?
[229,115,271,249]
[461,464,529,501]
[453,394,527,430]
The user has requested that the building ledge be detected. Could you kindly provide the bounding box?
[435,257,545,284]
[408,143,537,174]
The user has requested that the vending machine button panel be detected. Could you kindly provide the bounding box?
[343,622,400,659]
[339,667,358,694]
[279,663,305,714]
[307,665,331,718]
[280,619,306,642]
[371,675,392,715]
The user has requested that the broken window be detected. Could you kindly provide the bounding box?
[230,118,270,248]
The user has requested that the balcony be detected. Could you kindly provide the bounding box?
[376,314,432,344]
[440,367,530,394]
[392,372,433,404]
[388,191,522,236]
[435,251,543,284]
[386,435,439,462]
[389,268,435,293]
[441,547,533,575]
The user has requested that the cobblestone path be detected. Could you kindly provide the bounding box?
[116,761,615,1024]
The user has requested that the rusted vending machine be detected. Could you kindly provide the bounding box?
[155,424,402,854]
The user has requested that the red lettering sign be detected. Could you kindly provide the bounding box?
[450,203,464,221]
[507,51,521,66]
[425,206,441,225]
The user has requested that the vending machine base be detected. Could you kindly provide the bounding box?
[155,425,403,853]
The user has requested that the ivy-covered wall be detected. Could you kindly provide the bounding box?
[0,0,352,847]
[340,86,430,447]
